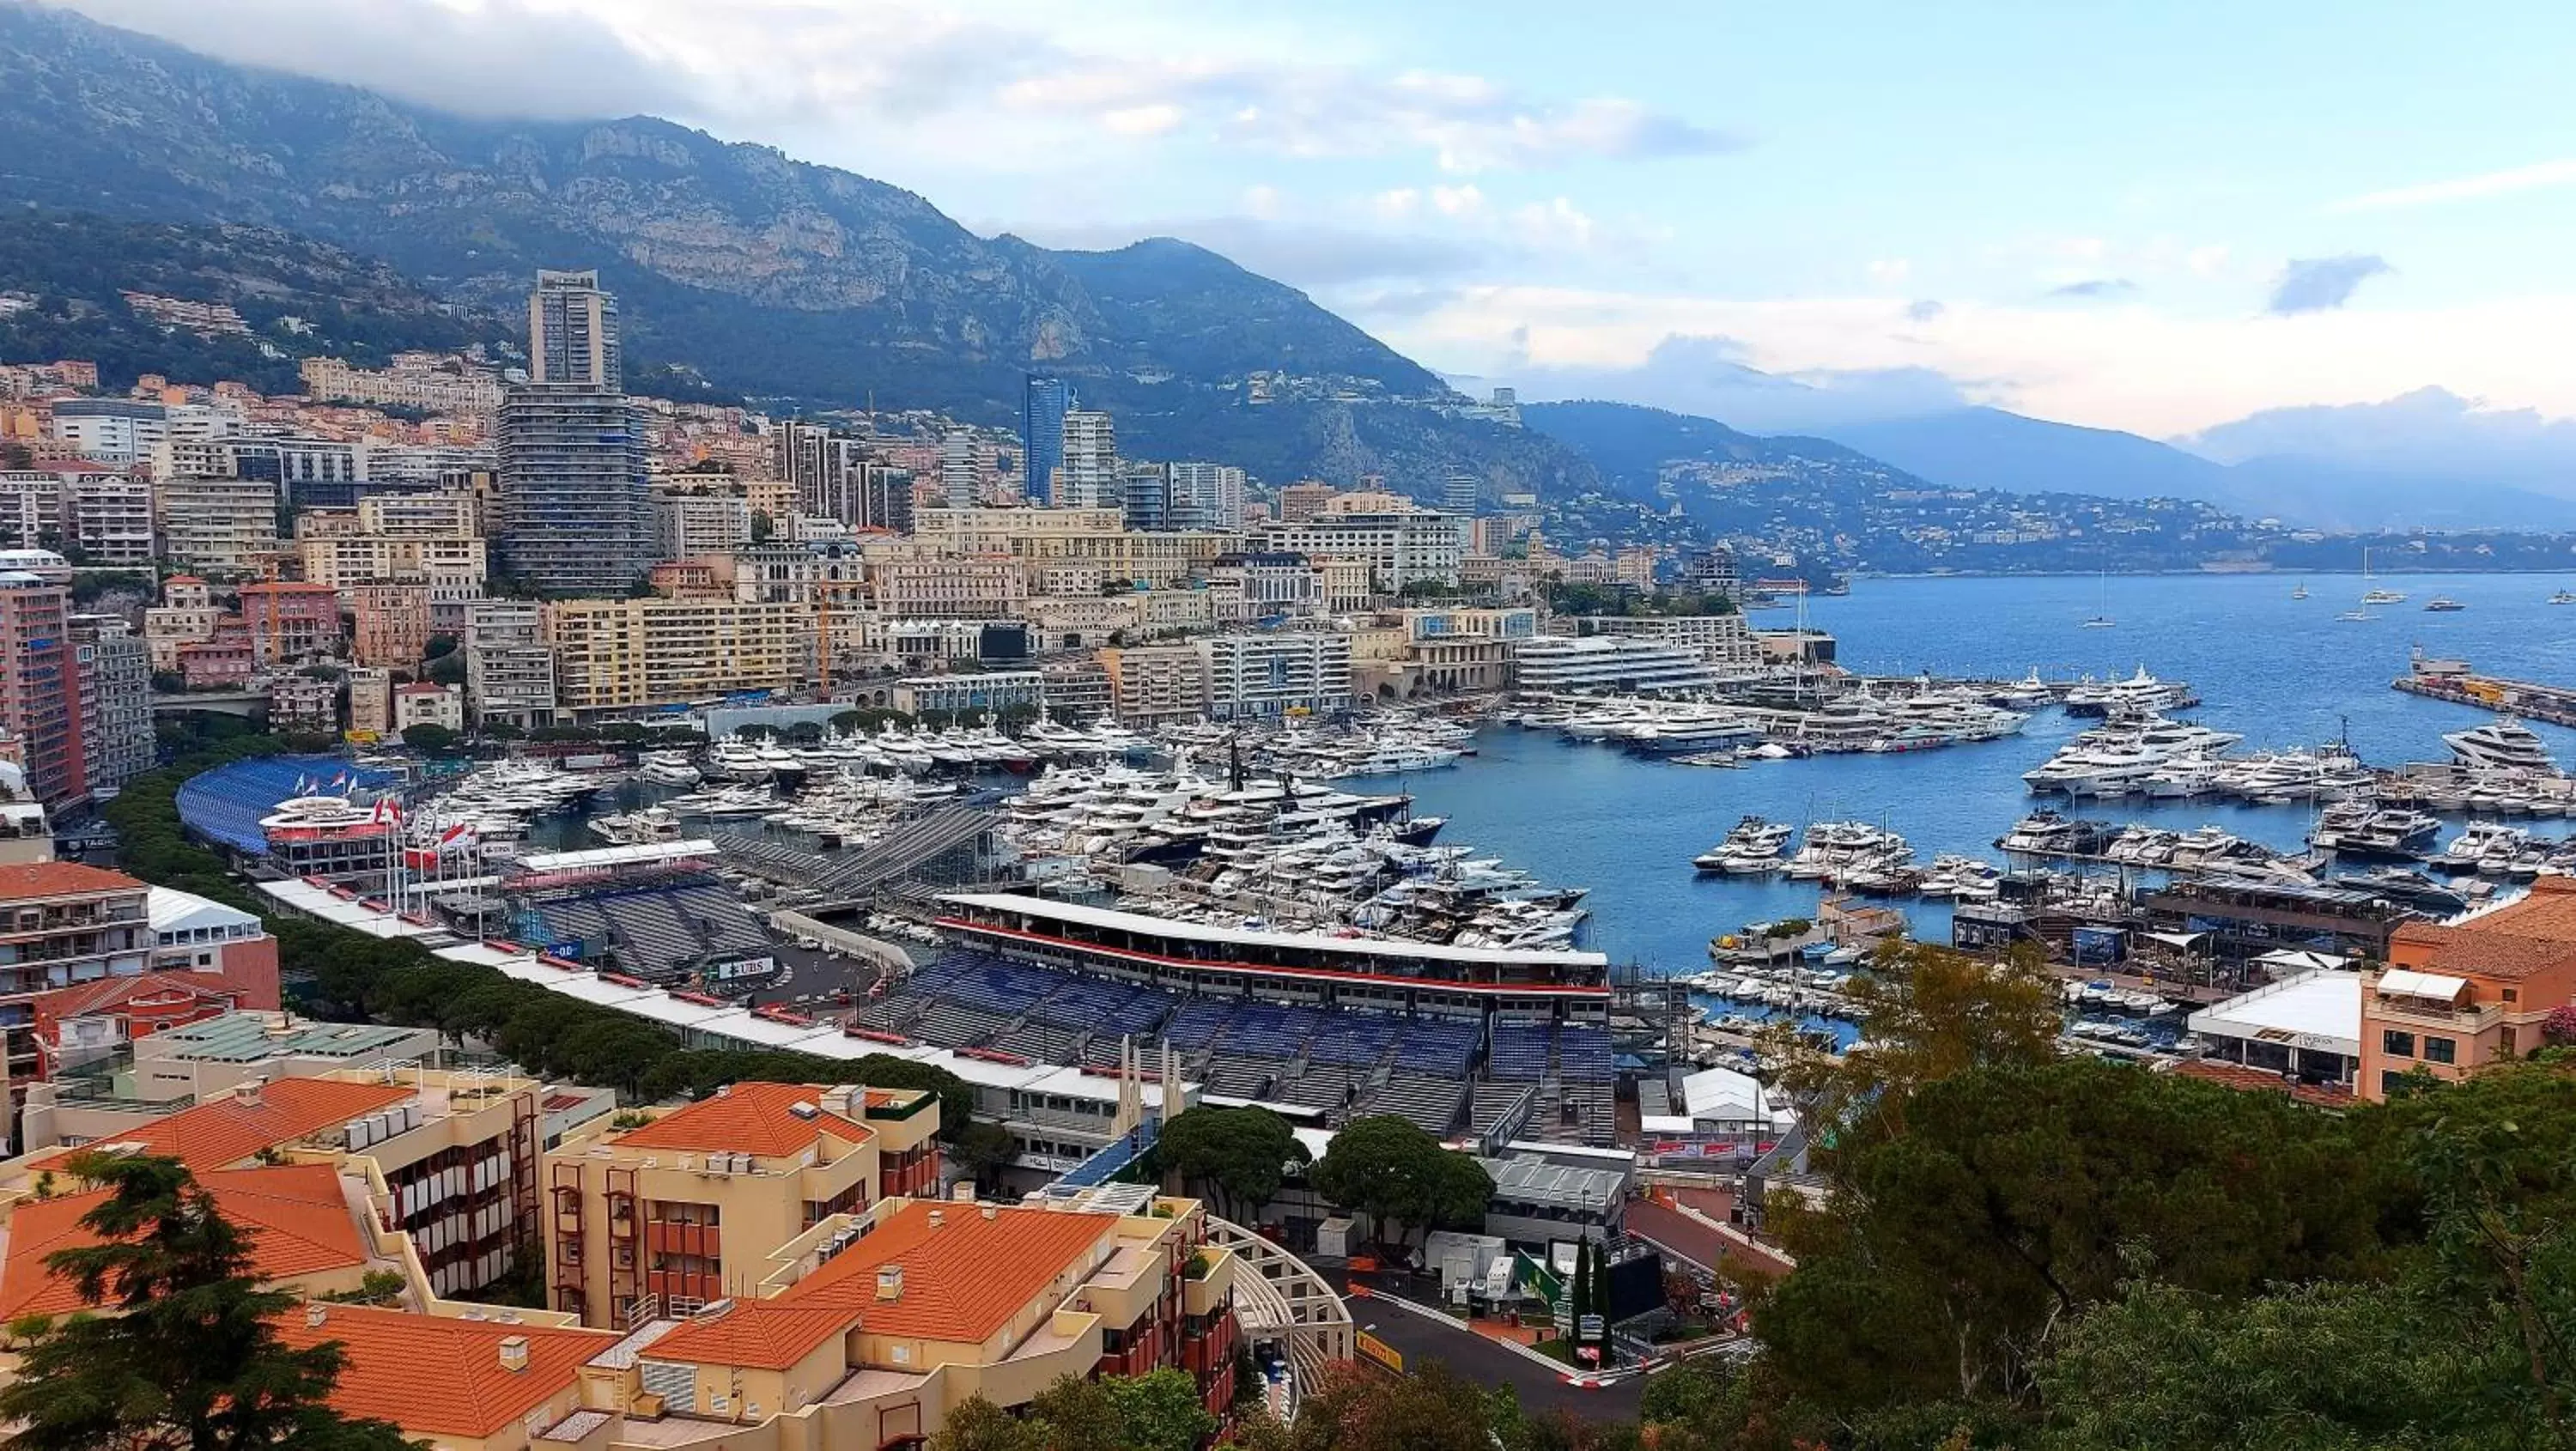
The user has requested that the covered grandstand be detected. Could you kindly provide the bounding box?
[176,756,401,855]
[502,853,778,989]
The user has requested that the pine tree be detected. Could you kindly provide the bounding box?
[0,1152,418,1451]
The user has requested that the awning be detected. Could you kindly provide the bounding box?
[2143,930,2208,950]
[2378,968,2469,1003]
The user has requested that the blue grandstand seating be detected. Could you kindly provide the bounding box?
[177,756,399,855]
[1489,1023,1555,1081]
[1393,1018,1481,1076]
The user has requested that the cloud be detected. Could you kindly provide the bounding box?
[1866,258,1911,287]
[2268,254,2392,315]
[2330,159,2576,214]
[2046,278,2138,300]
[58,0,696,119]
[1493,334,1975,432]
[1905,300,1946,323]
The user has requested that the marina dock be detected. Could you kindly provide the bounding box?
[2392,651,2576,728]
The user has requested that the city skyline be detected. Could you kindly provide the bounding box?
[43,0,2576,440]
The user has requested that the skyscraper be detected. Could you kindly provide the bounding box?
[529,269,622,390]
[1021,377,1073,504]
[1058,410,1117,510]
[1170,463,1248,530]
[497,271,651,595]
[0,571,84,807]
[939,431,977,502]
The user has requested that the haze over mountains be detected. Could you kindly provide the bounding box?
[1,0,2569,535]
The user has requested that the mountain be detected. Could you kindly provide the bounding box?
[1812,406,2576,531]
[0,0,1592,498]
[1519,399,2271,574]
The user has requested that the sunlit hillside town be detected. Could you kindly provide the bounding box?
[2,264,2575,1446]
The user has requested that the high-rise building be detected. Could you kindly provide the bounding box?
[528,268,621,390]
[0,572,84,806]
[495,386,652,596]
[939,430,977,502]
[1121,461,1171,531]
[1021,376,1073,504]
[1169,462,1248,531]
[68,615,149,800]
[1058,409,1116,510]
[464,600,555,729]
[1443,469,1482,517]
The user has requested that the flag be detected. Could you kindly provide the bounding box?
[292,774,310,796]
[370,797,404,827]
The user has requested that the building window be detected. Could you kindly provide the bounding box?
[2380,1070,2406,1097]
[2381,1030,2415,1059]
[2423,1036,2457,1065]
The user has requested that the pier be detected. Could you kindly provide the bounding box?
[2392,650,2576,728]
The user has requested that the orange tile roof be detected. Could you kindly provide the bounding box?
[0,860,144,902]
[2169,1059,2357,1108]
[778,1199,1115,1345]
[646,1300,859,1371]
[31,1078,415,1175]
[276,1305,619,1438]
[612,1082,872,1158]
[2390,876,2576,982]
[0,1163,368,1318]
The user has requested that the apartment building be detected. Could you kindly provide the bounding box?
[155,475,280,573]
[0,466,153,565]
[392,683,465,734]
[6,1063,566,1299]
[2358,876,2576,1100]
[1386,605,1540,695]
[47,398,165,466]
[653,491,753,562]
[1253,512,1466,591]
[1202,631,1353,719]
[912,507,1240,589]
[300,354,507,414]
[1276,481,1337,522]
[1097,644,1213,724]
[302,531,489,593]
[872,555,1025,618]
[68,614,151,798]
[1510,634,1726,694]
[1584,612,1764,671]
[543,597,811,715]
[465,600,556,729]
[237,582,345,667]
[0,863,281,1093]
[0,572,84,806]
[544,1082,944,1326]
[267,675,339,734]
[144,574,222,672]
[344,583,434,668]
[1207,551,1324,624]
[349,666,393,737]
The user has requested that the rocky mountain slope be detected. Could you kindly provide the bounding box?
[0,1,1592,496]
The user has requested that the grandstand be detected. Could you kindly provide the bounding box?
[508,861,777,988]
[856,947,1618,1144]
[177,755,401,855]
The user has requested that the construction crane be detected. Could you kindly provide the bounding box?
[811,577,872,693]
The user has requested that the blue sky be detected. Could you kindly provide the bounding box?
[65,0,2576,436]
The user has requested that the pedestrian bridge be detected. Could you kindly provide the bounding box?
[150,692,266,719]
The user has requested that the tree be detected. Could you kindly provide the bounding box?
[1157,1105,1307,1223]
[1290,1362,1502,1451]
[949,1120,1018,1193]
[398,723,457,753]
[1025,1375,1125,1451]
[0,1152,420,1451]
[1568,1239,1593,1359]
[924,1395,1036,1451]
[1772,938,2064,1146]
[1098,1369,1218,1451]
[424,653,465,688]
[1309,1115,1492,1251]
[749,509,774,543]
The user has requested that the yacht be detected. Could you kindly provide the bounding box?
[2359,547,2404,605]
[2552,589,2576,605]
[2423,596,2465,612]
[636,751,702,787]
[2062,666,2197,719]
[2291,583,2309,600]
[2310,804,2441,859]
[1623,711,1765,756]
[1692,816,1794,874]
[2445,719,2556,774]
[1783,822,1911,883]
[2431,821,2531,875]
[1996,810,2114,857]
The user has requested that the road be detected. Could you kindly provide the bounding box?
[1327,1268,1644,1423]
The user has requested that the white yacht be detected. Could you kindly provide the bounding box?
[1783,822,1911,883]
[2444,719,2556,774]
[637,751,702,787]
[2063,665,2198,719]
[1623,710,1765,756]
[1692,816,1794,873]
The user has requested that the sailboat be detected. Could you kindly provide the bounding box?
[2549,588,2575,605]
[2290,582,2309,600]
[2081,572,2116,628]
[2360,547,2404,605]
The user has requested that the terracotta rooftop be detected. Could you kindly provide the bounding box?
[276,1304,618,1438]
[612,1082,872,1159]
[2389,876,2576,982]
[645,1299,859,1371]
[778,1199,1116,1345]
[0,1163,368,1318]
[0,860,144,902]
[30,1078,415,1175]
[2170,1059,2357,1108]
[31,972,244,1024]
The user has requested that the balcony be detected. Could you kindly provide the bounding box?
[1182,1246,1237,1319]
[2369,995,2508,1035]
